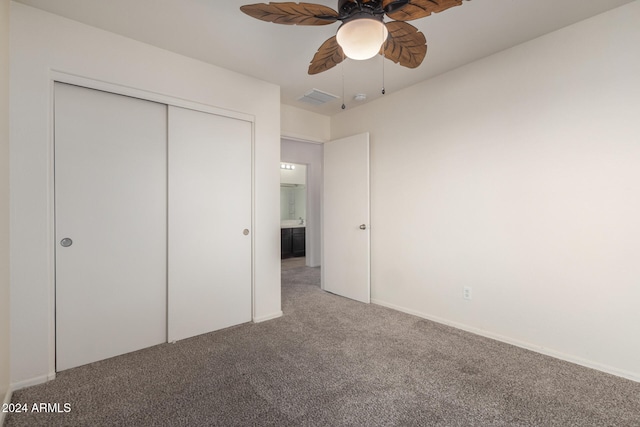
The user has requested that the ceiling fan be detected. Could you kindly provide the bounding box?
[240,0,468,75]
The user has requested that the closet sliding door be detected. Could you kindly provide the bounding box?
[168,106,252,342]
[55,84,253,370]
[55,83,167,371]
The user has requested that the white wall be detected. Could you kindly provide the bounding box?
[331,2,640,381]
[281,139,323,267]
[281,104,330,143]
[10,2,281,387]
[0,0,12,416]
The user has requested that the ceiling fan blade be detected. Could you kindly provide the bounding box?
[382,21,427,69]
[385,0,463,21]
[308,36,345,75]
[240,2,339,25]
[382,0,410,14]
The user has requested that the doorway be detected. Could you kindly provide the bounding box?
[280,139,323,269]
[280,134,371,304]
[280,162,307,265]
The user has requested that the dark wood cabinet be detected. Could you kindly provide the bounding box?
[281,228,292,258]
[281,227,305,259]
[292,227,305,257]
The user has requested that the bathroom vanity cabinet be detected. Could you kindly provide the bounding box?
[281,227,305,259]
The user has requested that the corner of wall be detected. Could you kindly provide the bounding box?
[1,385,13,424]
[1,0,12,412]
[280,104,330,143]
[253,311,283,323]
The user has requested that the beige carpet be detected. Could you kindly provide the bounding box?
[6,265,640,426]
[281,256,306,270]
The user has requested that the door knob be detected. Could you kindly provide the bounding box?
[60,238,73,247]
[243,229,250,235]
[359,224,367,230]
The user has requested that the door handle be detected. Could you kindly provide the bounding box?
[60,238,73,247]
[359,224,367,230]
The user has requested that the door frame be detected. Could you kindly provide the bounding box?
[47,71,256,378]
[278,160,310,261]
[280,136,325,268]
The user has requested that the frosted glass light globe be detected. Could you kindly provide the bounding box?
[336,18,388,61]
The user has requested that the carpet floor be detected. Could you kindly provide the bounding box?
[281,256,307,271]
[6,265,640,426]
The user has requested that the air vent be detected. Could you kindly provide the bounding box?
[297,88,340,106]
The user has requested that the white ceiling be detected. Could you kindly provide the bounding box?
[15,0,634,116]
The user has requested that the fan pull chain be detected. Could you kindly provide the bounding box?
[382,56,386,95]
[382,25,386,95]
[341,53,346,110]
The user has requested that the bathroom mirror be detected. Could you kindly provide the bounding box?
[280,163,306,224]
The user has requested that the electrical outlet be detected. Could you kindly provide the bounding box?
[463,286,472,300]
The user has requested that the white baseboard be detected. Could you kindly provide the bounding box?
[371,298,640,383]
[1,385,13,426]
[253,311,283,323]
[10,372,55,392]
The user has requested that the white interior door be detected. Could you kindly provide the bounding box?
[323,133,370,303]
[55,83,167,371]
[168,106,252,342]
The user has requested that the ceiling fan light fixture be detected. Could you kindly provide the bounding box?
[336,17,388,61]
